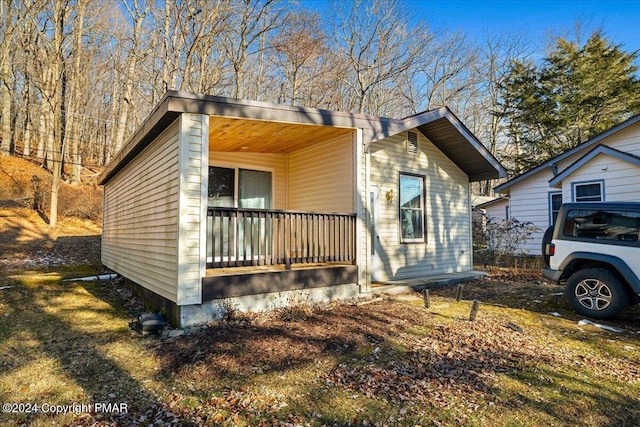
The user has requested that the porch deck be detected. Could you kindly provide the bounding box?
[202,262,358,301]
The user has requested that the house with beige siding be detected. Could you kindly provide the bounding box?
[98,91,505,327]
[494,114,640,255]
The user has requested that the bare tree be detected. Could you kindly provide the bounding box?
[0,0,23,155]
[328,0,421,115]
[25,0,70,226]
[471,31,531,194]
[218,0,284,99]
[270,10,332,106]
[110,0,151,162]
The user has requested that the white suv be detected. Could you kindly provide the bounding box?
[542,202,640,319]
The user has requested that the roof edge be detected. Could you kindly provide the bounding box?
[549,144,640,187]
[494,113,640,193]
[99,91,406,185]
[399,107,507,180]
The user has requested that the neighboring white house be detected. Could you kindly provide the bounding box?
[476,197,510,222]
[494,114,640,255]
[98,91,506,327]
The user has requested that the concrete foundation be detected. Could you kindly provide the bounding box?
[179,282,359,327]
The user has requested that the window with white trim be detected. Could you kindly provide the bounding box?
[399,173,425,243]
[208,166,272,208]
[573,181,603,202]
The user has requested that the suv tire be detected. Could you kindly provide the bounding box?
[541,226,554,267]
[565,268,629,319]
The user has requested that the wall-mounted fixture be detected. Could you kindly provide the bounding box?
[385,189,394,203]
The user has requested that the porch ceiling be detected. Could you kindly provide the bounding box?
[208,116,354,153]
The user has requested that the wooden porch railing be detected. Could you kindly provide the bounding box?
[206,207,357,269]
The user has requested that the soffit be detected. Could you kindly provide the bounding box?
[417,118,502,181]
[208,116,354,153]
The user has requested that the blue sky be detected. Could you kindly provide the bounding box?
[422,0,640,52]
[300,0,640,54]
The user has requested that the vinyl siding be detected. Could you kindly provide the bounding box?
[601,121,640,156]
[507,168,556,254]
[561,153,640,202]
[208,152,287,209]
[504,121,640,255]
[370,131,471,280]
[288,134,354,212]
[102,120,181,302]
[355,129,370,291]
[484,199,509,221]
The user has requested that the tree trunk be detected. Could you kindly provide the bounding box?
[0,5,11,156]
[48,0,66,228]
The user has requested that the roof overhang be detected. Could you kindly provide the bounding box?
[376,107,507,182]
[549,144,640,188]
[99,91,507,185]
[99,91,406,185]
[475,196,510,209]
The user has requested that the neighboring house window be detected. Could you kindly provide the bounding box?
[399,173,425,243]
[406,131,419,155]
[549,192,563,225]
[573,181,604,202]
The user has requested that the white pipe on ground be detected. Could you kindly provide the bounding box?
[62,273,119,282]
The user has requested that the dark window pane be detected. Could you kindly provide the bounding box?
[551,193,562,225]
[208,166,235,207]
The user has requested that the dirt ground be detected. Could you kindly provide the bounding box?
[0,156,102,272]
[0,205,102,271]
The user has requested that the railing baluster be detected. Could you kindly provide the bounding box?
[220,211,226,267]
[207,207,356,269]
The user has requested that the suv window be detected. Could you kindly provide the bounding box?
[563,209,640,242]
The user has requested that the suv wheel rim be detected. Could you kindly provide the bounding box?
[575,279,612,311]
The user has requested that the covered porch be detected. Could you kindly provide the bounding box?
[202,113,364,300]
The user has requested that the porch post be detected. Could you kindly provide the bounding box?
[355,128,371,293]
[176,112,209,306]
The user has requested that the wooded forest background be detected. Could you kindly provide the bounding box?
[1,0,639,222]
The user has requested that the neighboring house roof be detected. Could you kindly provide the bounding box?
[475,197,509,210]
[471,195,497,207]
[549,144,640,188]
[494,113,640,193]
[99,90,506,185]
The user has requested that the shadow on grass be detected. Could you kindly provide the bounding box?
[3,271,638,426]
[504,364,640,427]
[150,296,640,426]
[0,272,187,425]
[430,275,640,332]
